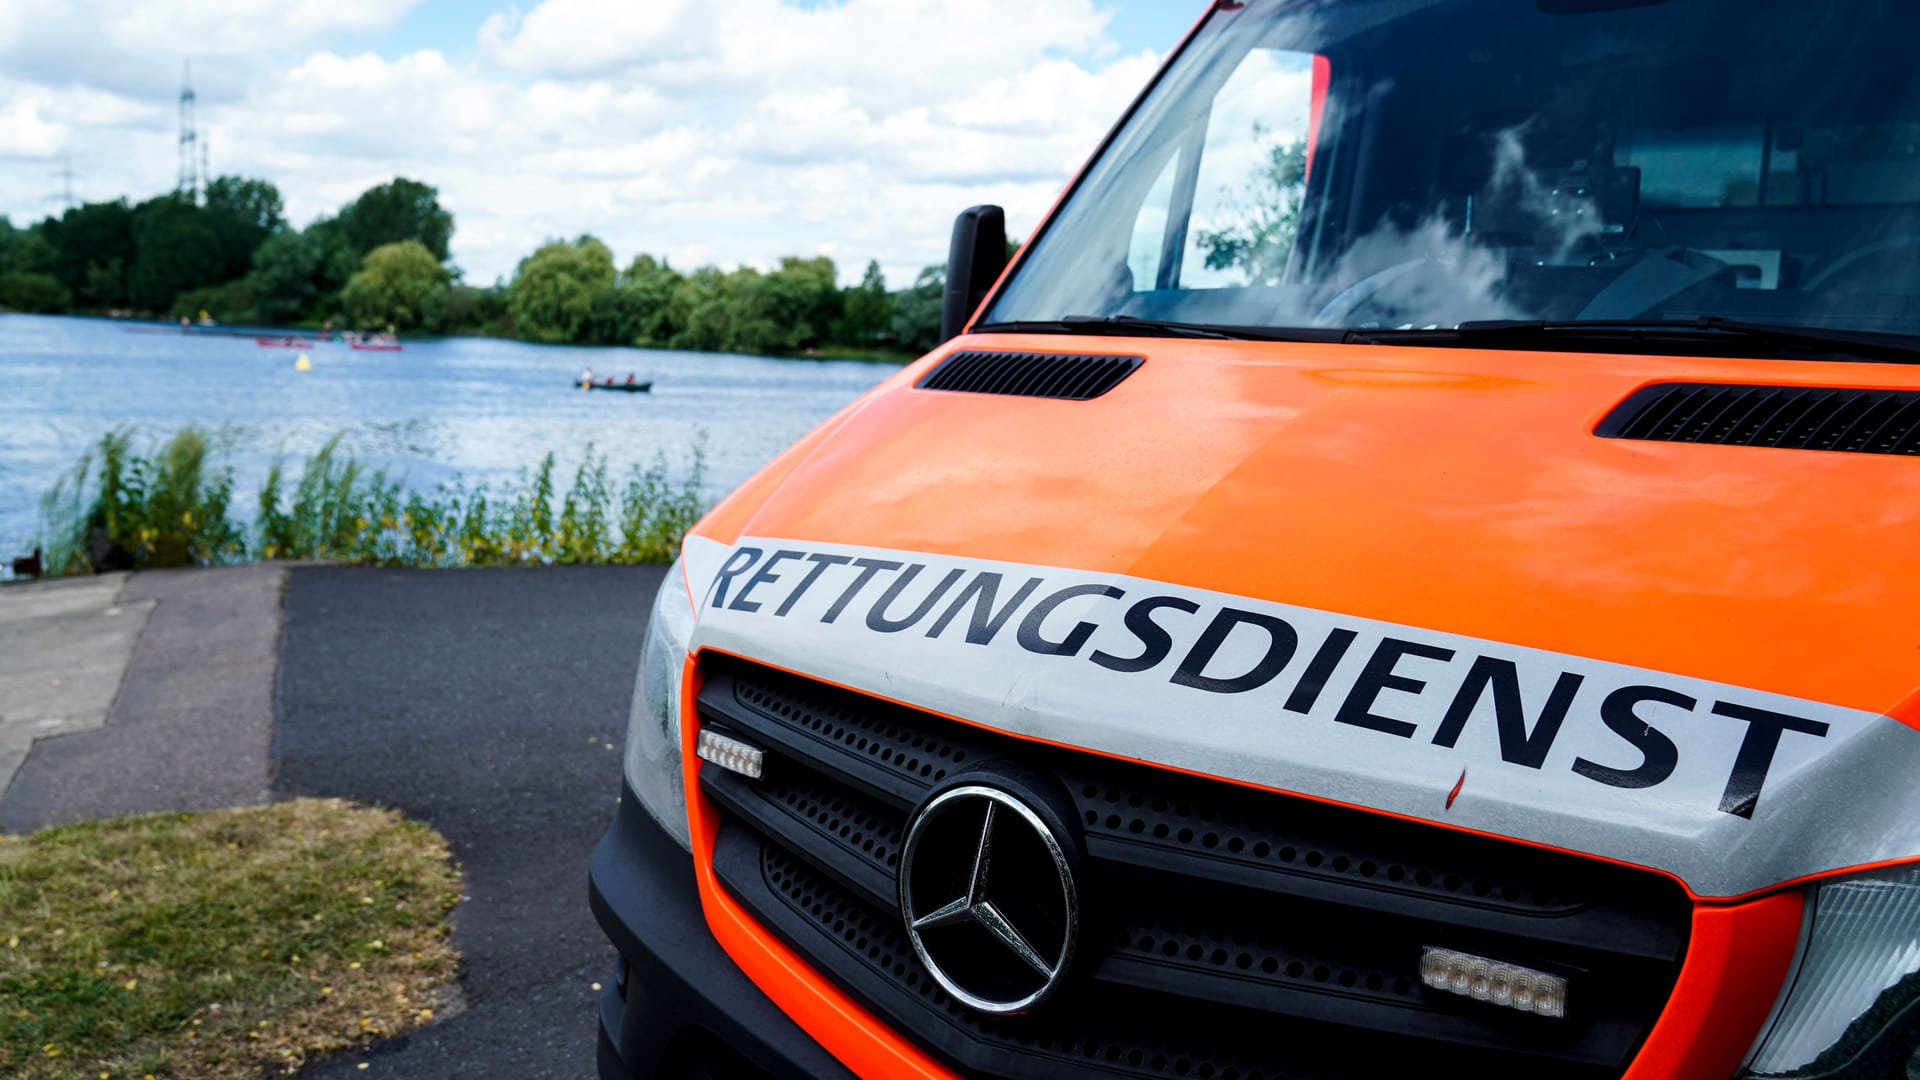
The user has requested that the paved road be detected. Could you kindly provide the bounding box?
[2,566,280,832]
[0,573,148,800]
[277,564,665,1079]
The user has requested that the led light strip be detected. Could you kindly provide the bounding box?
[1419,946,1567,1018]
[697,730,766,780]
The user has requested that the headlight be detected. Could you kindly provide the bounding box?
[623,555,695,851]
[1743,865,1920,1077]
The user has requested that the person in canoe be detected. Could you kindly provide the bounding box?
[580,366,595,388]
[625,373,637,386]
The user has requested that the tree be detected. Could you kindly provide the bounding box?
[668,266,745,353]
[341,240,450,330]
[0,272,71,313]
[11,226,56,276]
[834,259,890,346]
[669,265,802,354]
[47,200,135,308]
[204,176,284,281]
[507,235,616,344]
[128,195,223,312]
[204,176,284,234]
[247,229,326,323]
[1193,129,1307,286]
[890,265,945,354]
[652,256,844,355]
[759,256,840,351]
[606,254,683,345]
[303,216,365,299]
[338,178,454,262]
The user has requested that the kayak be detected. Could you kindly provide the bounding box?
[256,337,314,348]
[579,380,652,393]
[352,343,403,352]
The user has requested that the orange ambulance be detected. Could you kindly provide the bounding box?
[592,1,1920,1076]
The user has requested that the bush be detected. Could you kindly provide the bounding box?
[422,283,491,335]
[0,271,71,313]
[171,279,257,324]
[39,427,246,574]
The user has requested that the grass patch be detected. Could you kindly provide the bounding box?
[0,799,462,1079]
[39,426,707,575]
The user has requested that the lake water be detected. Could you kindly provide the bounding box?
[0,314,896,559]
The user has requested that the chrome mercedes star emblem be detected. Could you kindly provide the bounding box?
[898,783,1078,1014]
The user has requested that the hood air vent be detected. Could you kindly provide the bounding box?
[916,350,1143,400]
[1597,382,1920,455]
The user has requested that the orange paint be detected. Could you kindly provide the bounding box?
[697,336,1920,724]
[679,650,957,1080]
[1624,891,1804,1080]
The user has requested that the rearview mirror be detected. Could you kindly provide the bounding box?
[940,205,1007,344]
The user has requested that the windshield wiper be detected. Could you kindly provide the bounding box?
[975,315,1231,340]
[974,315,1341,344]
[1349,317,1920,365]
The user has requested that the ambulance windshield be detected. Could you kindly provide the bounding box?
[984,0,1920,351]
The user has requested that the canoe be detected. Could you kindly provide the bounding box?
[579,380,653,393]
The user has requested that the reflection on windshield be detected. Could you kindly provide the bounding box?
[987,0,1920,346]
[1193,130,1307,286]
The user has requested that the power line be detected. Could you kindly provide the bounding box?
[178,59,200,201]
[48,153,77,210]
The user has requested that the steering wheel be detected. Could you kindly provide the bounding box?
[1804,235,1920,302]
[1311,257,1476,327]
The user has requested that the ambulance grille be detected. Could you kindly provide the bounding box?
[695,655,1693,1080]
[1597,382,1920,453]
[916,350,1143,400]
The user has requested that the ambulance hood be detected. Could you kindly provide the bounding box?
[681,334,1920,898]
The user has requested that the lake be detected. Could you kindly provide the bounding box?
[0,314,897,561]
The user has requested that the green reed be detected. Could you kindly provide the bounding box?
[37,427,707,574]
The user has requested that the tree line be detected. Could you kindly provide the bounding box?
[0,176,954,358]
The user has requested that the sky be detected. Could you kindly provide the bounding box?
[0,0,1204,287]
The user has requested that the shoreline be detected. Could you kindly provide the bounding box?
[7,310,918,365]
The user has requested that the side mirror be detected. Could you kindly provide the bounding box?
[940,205,1007,344]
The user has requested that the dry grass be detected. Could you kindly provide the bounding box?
[0,799,463,1079]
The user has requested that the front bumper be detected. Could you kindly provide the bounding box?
[588,782,855,1080]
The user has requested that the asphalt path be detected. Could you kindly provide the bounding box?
[2,566,280,831]
[277,564,665,1079]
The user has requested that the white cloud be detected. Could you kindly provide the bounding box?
[0,92,70,159]
[479,0,718,78]
[481,0,1111,97]
[0,0,1163,289]
[106,0,422,55]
